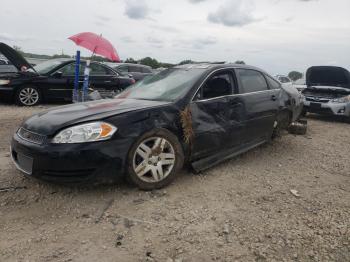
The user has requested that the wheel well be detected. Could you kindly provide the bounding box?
[14,84,43,105]
[277,109,293,129]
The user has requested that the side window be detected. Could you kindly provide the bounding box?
[118,65,129,72]
[196,71,233,100]
[237,69,268,93]
[90,63,108,75]
[60,63,84,76]
[129,66,142,73]
[266,76,281,89]
[142,67,152,73]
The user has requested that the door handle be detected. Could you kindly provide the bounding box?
[271,95,277,101]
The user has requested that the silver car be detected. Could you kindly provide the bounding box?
[302,66,350,120]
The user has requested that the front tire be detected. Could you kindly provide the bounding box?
[126,129,184,190]
[15,85,41,106]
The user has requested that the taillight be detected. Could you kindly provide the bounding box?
[131,79,136,84]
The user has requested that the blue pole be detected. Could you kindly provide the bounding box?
[73,50,80,102]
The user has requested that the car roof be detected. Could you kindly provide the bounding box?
[174,63,269,74]
[112,63,152,68]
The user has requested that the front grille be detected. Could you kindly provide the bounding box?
[304,106,334,115]
[17,128,46,145]
[305,96,330,103]
[41,169,95,183]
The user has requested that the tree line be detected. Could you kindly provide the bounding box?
[11,46,303,79]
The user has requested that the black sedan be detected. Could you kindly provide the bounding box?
[0,43,135,106]
[11,63,303,189]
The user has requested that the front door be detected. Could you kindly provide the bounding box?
[190,70,240,159]
[88,63,119,92]
[45,62,84,101]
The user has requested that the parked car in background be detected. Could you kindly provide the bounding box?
[302,66,350,120]
[0,43,135,106]
[293,78,307,92]
[275,75,293,88]
[105,63,154,82]
[11,63,303,189]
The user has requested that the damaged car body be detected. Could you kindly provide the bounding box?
[0,42,135,106]
[302,66,350,120]
[11,63,303,189]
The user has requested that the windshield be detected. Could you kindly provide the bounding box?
[116,68,205,101]
[33,60,66,74]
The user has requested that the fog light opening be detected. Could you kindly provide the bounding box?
[338,108,345,114]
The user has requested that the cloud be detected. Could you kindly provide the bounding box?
[173,36,217,51]
[96,15,111,22]
[120,36,135,43]
[188,0,207,3]
[124,0,149,20]
[208,0,259,27]
[149,25,180,33]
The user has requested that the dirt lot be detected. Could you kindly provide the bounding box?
[0,104,349,262]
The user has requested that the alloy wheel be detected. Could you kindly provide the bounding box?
[19,87,39,106]
[133,136,176,183]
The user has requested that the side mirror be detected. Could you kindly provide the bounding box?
[53,71,63,78]
[128,73,133,78]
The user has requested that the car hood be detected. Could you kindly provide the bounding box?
[0,42,34,72]
[306,66,350,89]
[23,98,171,135]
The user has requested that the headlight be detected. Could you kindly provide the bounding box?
[0,80,10,85]
[331,95,350,103]
[52,122,117,144]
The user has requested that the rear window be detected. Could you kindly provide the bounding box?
[142,67,152,73]
[237,69,268,93]
[129,66,143,73]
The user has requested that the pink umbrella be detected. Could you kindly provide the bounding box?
[68,32,120,62]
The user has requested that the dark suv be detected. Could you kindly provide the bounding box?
[106,63,154,82]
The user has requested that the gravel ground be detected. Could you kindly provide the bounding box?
[0,104,349,262]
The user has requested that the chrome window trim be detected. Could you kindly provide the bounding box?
[193,89,277,103]
[191,67,275,103]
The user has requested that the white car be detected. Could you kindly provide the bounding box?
[293,78,307,92]
[275,75,293,88]
[302,66,350,120]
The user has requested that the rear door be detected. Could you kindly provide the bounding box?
[235,68,280,143]
[190,69,239,159]
[128,65,143,81]
[89,63,119,92]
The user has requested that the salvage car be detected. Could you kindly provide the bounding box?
[11,63,303,189]
[293,78,307,92]
[0,42,135,106]
[275,75,293,88]
[302,66,350,120]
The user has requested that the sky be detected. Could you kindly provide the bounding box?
[1,0,350,75]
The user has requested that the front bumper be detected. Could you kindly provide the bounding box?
[303,100,350,116]
[0,86,14,101]
[11,133,133,184]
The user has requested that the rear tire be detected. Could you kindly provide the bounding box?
[15,85,41,106]
[126,128,184,190]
